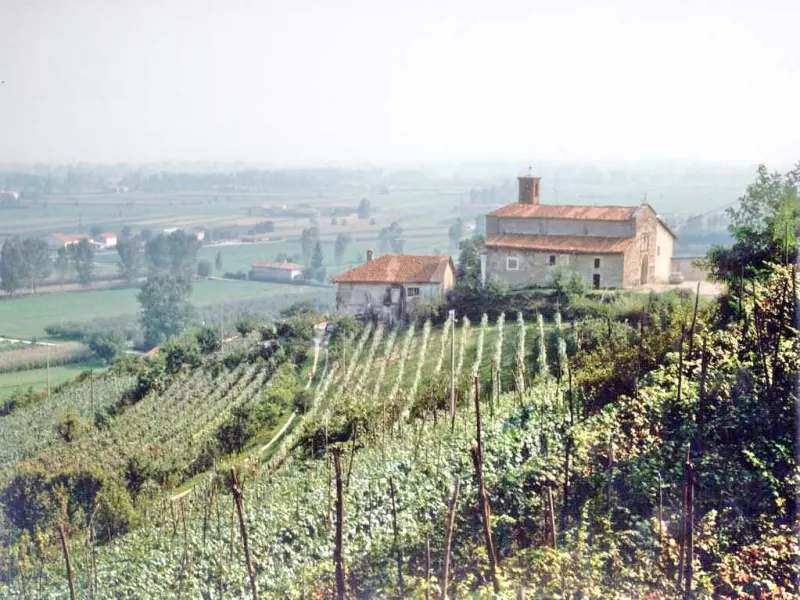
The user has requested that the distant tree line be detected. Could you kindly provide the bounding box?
[0,237,95,294]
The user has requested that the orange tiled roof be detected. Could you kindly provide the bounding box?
[251,261,304,271]
[485,234,634,254]
[332,254,453,284]
[51,233,91,242]
[487,203,638,221]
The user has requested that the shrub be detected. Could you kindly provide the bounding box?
[197,259,212,277]
[87,331,126,364]
[196,326,221,354]
[235,315,258,336]
[55,410,84,443]
[216,406,256,454]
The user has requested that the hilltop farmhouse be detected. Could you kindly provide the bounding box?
[483,175,676,289]
[332,252,455,321]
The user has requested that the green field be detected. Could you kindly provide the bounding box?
[0,359,106,399]
[0,279,333,340]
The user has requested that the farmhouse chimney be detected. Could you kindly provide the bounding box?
[366,249,374,263]
[517,175,541,205]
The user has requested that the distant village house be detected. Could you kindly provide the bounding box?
[482,174,676,289]
[249,261,304,282]
[332,252,455,321]
[94,233,117,248]
[46,233,92,249]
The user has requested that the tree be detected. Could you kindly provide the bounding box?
[145,234,170,273]
[54,247,71,282]
[70,238,94,286]
[145,231,199,277]
[707,163,799,284]
[0,237,24,295]
[89,225,104,239]
[300,227,320,266]
[455,235,485,287]
[140,228,153,242]
[197,260,212,277]
[449,218,465,251]
[116,239,140,282]
[334,233,353,264]
[167,230,200,278]
[120,225,133,240]
[87,332,125,364]
[378,221,404,253]
[357,198,371,219]
[215,251,223,271]
[304,241,327,283]
[19,238,51,293]
[137,274,194,348]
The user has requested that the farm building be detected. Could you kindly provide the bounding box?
[332,251,455,321]
[0,190,20,204]
[249,261,304,282]
[94,233,118,248]
[483,174,676,289]
[46,233,92,249]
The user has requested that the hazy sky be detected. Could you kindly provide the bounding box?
[1,0,798,165]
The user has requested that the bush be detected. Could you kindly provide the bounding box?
[235,315,258,336]
[197,259,212,277]
[293,389,313,413]
[94,479,138,542]
[162,339,201,374]
[87,331,126,364]
[196,326,221,354]
[223,271,247,280]
[55,410,84,443]
[216,406,256,455]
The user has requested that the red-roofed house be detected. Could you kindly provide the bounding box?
[483,175,676,289]
[46,233,92,249]
[332,252,455,320]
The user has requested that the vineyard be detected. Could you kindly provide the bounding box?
[0,253,795,600]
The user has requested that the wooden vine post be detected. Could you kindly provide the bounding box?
[685,448,695,599]
[472,376,500,593]
[425,533,431,600]
[230,467,259,600]
[677,444,690,591]
[440,475,461,599]
[332,448,346,600]
[57,524,76,600]
[546,485,557,549]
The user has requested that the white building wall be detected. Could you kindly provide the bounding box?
[249,267,301,282]
[654,222,674,283]
[335,282,445,319]
[485,248,625,289]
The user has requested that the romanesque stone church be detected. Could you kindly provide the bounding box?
[482,175,676,289]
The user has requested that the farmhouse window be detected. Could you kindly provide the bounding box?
[406,287,420,297]
[548,255,556,266]
[507,257,519,270]
[594,258,601,269]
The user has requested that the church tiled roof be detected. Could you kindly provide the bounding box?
[484,234,634,254]
[487,204,638,221]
